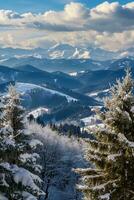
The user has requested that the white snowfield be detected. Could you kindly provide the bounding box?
[88,89,109,97]
[69,72,78,76]
[81,114,101,126]
[70,48,90,59]
[15,82,77,102]
[81,114,104,132]
[49,50,65,59]
[69,70,85,77]
[87,89,109,102]
[81,115,98,126]
[28,107,49,118]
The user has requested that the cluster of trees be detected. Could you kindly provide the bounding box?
[0,84,86,200]
[0,85,44,199]
[27,122,86,200]
[26,88,67,109]
[36,101,91,124]
[76,69,134,200]
[1,69,134,200]
[50,123,90,139]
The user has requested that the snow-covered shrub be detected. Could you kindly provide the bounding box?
[27,122,86,200]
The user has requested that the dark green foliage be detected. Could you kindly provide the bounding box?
[0,85,43,199]
[40,101,91,123]
[76,69,134,200]
[50,123,91,139]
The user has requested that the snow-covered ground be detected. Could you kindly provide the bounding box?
[15,82,77,102]
[87,89,109,102]
[27,107,49,118]
[70,48,90,59]
[81,113,104,132]
[69,72,78,76]
[81,115,100,126]
[69,71,85,77]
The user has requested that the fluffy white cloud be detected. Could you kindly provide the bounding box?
[95,31,134,51]
[64,2,89,19]
[1,1,134,32]
[0,1,134,51]
[0,33,14,47]
[89,1,134,32]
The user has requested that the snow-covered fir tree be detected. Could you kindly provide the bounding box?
[0,85,44,200]
[76,69,134,200]
[0,94,15,199]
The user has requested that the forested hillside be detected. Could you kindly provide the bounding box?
[0,85,87,200]
[1,70,134,200]
[1,0,134,199]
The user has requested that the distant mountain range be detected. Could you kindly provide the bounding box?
[1,57,134,96]
[0,44,134,63]
[0,55,134,73]
[0,57,108,72]
[0,65,82,89]
[1,53,134,123]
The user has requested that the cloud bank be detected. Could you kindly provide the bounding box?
[0,1,134,51]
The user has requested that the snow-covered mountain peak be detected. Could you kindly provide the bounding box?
[71,48,91,59]
[49,50,65,59]
[49,43,74,51]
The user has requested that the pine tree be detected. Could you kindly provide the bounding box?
[0,85,44,199]
[76,69,134,200]
[0,93,16,199]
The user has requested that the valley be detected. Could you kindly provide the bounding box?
[0,52,134,127]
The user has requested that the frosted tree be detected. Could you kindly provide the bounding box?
[76,69,134,200]
[0,85,44,199]
[0,94,16,199]
[27,122,85,200]
[0,89,15,200]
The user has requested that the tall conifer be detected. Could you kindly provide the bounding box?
[0,85,44,199]
[76,69,134,200]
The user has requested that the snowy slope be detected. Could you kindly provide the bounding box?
[70,48,90,59]
[81,115,104,129]
[87,89,109,102]
[28,107,49,118]
[15,82,77,102]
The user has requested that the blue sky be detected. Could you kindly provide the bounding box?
[0,0,133,13]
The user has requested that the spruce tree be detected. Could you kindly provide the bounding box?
[76,69,134,200]
[0,85,44,199]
